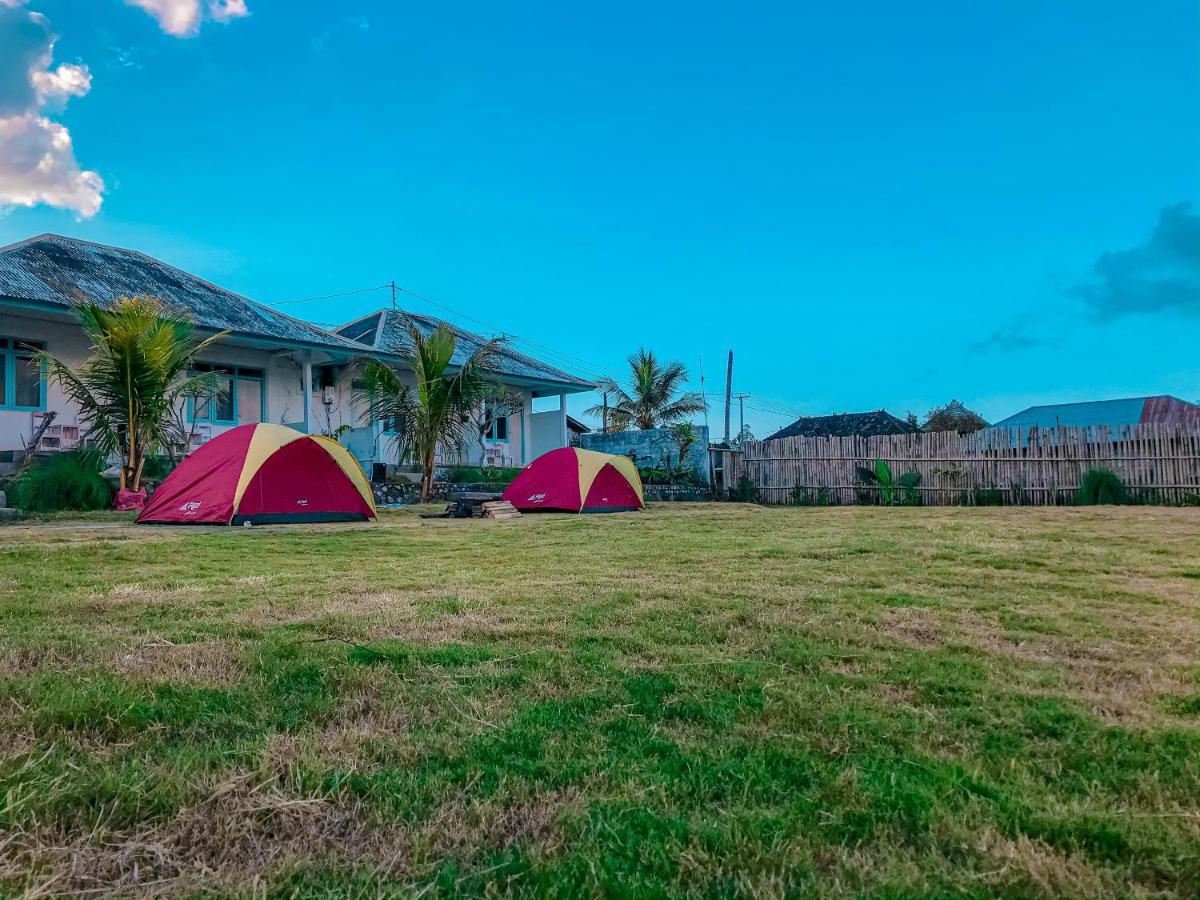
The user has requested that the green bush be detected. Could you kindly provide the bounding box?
[731,475,758,503]
[10,449,114,513]
[1076,468,1127,505]
[440,465,522,486]
[139,455,176,482]
[972,488,1004,506]
[898,471,922,506]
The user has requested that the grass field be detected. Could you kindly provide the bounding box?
[1,504,1198,897]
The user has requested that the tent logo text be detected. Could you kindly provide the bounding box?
[527,493,546,503]
[178,501,202,515]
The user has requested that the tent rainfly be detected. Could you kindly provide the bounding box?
[502,446,644,513]
[137,424,376,525]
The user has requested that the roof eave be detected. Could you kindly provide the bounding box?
[0,296,373,358]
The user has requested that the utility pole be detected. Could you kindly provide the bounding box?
[602,391,609,434]
[723,350,733,444]
[734,393,750,441]
[390,280,397,309]
[697,355,710,431]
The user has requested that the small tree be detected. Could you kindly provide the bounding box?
[730,423,755,450]
[473,384,523,466]
[358,321,504,502]
[667,422,697,473]
[586,349,706,431]
[38,297,226,494]
[922,400,988,434]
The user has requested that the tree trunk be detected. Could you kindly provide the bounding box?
[420,446,436,503]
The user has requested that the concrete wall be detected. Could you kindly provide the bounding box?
[580,425,710,484]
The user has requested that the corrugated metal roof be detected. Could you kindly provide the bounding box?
[991,397,1151,430]
[0,234,369,354]
[990,396,1200,430]
[337,308,594,392]
[766,409,917,441]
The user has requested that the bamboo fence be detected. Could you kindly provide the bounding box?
[710,424,1200,506]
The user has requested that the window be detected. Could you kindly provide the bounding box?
[0,338,45,410]
[189,363,265,425]
[484,406,509,442]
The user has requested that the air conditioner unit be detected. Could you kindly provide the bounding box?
[321,385,336,405]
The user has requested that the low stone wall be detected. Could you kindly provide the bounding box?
[372,481,512,506]
[643,484,713,502]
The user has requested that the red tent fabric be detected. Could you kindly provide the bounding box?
[137,424,376,525]
[502,447,644,513]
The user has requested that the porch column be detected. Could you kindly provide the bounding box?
[301,352,313,434]
[521,393,533,464]
[558,392,568,448]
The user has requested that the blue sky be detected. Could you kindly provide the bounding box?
[1,1,1197,435]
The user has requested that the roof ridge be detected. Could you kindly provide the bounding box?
[0,233,370,352]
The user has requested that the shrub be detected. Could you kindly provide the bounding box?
[973,488,1004,506]
[732,475,758,503]
[9,449,113,513]
[1076,469,1127,505]
[139,455,176,482]
[440,465,522,486]
[898,471,922,506]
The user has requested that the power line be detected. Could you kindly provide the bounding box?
[267,284,391,306]
[263,278,803,422]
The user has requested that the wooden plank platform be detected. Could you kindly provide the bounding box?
[482,500,522,520]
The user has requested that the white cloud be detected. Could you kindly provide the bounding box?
[0,3,103,217]
[32,62,91,103]
[0,113,103,217]
[209,0,248,24]
[125,0,248,37]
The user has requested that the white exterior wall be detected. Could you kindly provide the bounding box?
[0,310,578,470]
[0,312,90,452]
[0,310,349,453]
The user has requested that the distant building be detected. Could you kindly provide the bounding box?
[989,396,1200,431]
[566,415,590,447]
[765,409,917,441]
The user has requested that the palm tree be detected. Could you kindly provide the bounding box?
[586,348,707,431]
[38,296,227,494]
[358,321,504,502]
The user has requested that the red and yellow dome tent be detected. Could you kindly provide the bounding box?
[138,423,376,525]
[502,446,644,513]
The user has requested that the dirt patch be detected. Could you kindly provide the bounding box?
[881,607,943,649]
[958,610,1199,723]
[975,827,1121,897]
[111,641,245,685]
[0,773,579,897]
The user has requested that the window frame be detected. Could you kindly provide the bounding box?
[0,337,46,412]
[483,405,509,442]
[187,363,266,426]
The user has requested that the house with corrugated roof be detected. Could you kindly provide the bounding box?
[0,234,592,472]
[988,396,1200,431]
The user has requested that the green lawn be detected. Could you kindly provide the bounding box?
[1,504,1198,897]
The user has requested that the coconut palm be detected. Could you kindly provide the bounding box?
[587,348,707,431]
[38,296,227,493]
[358,321,504,502]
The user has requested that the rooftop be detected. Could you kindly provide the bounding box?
[0,234,368,355]
[765,409,917,441]
[989,395,1200,430]
[338,308,594,394]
